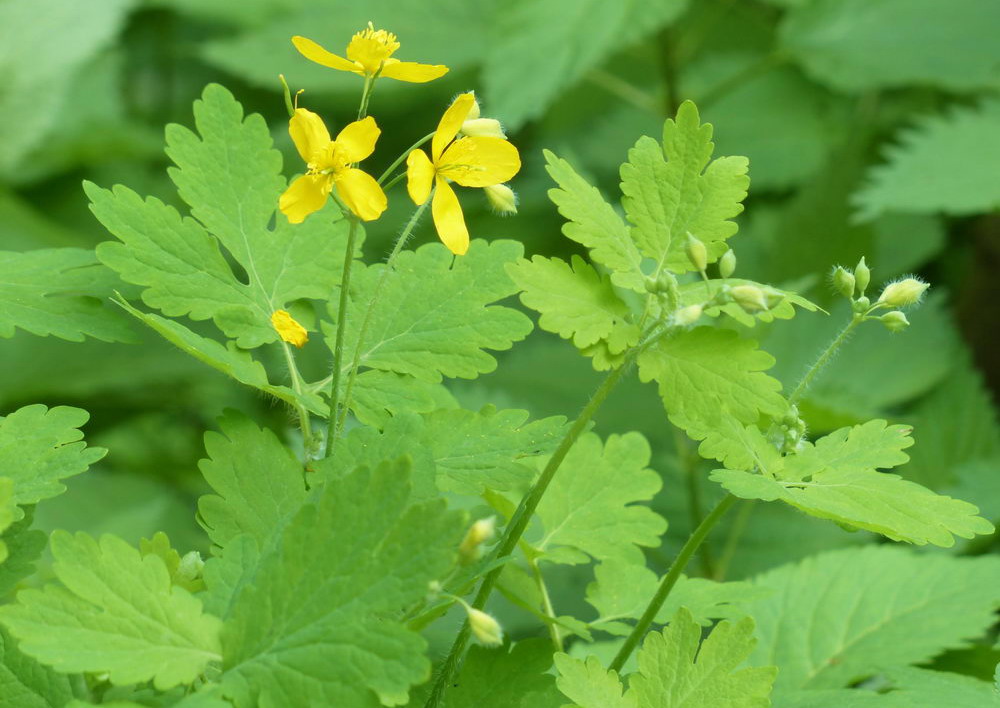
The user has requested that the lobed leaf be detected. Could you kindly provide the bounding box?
[0,626,76,708]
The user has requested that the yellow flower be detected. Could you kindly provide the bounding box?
[405,93,521,255]
[271,309,308,347]
[279,108,387,223]
[292,23,448,83]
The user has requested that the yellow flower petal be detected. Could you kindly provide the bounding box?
[279,174,331,224]
[433,93,476,162]
[439,137,521,188]
[335,116,380,164]
[271,309,309,347]
[406,149,435,205]
[335,168,388,222]
[289,108,331,164]
[291,36,360,74]
[432,177,469,255]
[380,60,449,83]
[346,24,399,75]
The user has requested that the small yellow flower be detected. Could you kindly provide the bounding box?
[279,108,387,223]
[292,23,448,83]
[405,93,521,255]
[271,309,308,347]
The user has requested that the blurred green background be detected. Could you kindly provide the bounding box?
[2,0,999,591]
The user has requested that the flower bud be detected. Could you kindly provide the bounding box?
[483,184,517,215]
[877,278,928,308]
[468,608,503,646]
[466,94,481,120]
[673,304,703,327]
[271,309,308,347]
[854,257,871,295]
[719,249,736,279]
[177,551,205,584]
[832,266,855,298]
[461,117,506,139]
[880,310,910,333]
[729,284,769,313]
[852,296,871,313]
[458,516,496,564]
[685,233,708,272]
[764,289,785,309]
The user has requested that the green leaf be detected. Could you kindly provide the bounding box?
[533,432,666,564]
[329,240,532,384]
[0,248,132,342]
[443,640,562,708]
[0,479,12,564]
[92,83,354,349]
[0,507,47,598]
[0,405,105,514]
[543,150,645,291]
[0,626,77,708]
[883,667,1000,708]
[637,327,786,442]
[554,653,635,708]
[219,458,465,707]
[747,546,1000,693]
[711,420,993,547]
[621,101,749,276]
[0,531,222,689]
[484,0,688,128]
[780,0,1000,92]
[679,279,821,328]
[197,412,307,552]
[854,100,1000,220]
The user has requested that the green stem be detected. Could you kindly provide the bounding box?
[528,555,563,652]
[335,200,430,436]
[378,132,435,185]
[586,69,660,114]
[714,500,754,581]
[609,494,738,672]
[325,217,360,454]
[279,341,314,459]
[788,314,861,406]
[699,53,786,110]
[381,172,407,192]
[673,425,715,577]
[358,76,374,119]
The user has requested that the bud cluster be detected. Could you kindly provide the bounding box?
[831,257,928,334]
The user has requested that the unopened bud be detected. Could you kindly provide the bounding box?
[854,257,871,295]
[719,249,736,279]
[764,289,785,309]
[852,296,871,313]
[466,94,481,120]
[468,608,503,646]
[271,309,308,347]
[685,233,708,272]
[877,278,928,308]
[729,284,769,313]
[177,551,204,584]
[673,304,703,327]
[462,118,506,139]
[880,310,910,333]
[483,184,517,215]
[832,266,855,298]
[458,516,496,563]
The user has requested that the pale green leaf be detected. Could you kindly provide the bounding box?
[0,248,132,342]
[637,327,786,442]
[0,626,76,708]
[884,667,1000,708]
[780,0,1000,92]
[508,255,639,353]
[92,83,354,349]
[534,432,666,564]
[219,459,465,707]
[854,100,1000,220]
[0,479,12,564]
[748,546,1000,693]
[697,418,782,474]
[554,653,635,708]
[443,640,562,708]
[621,101,749,276]
[776,688,902,708]
[0,531,222,689]
[543,150,645,291]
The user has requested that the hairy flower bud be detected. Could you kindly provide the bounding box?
[483,183,517,214]
[458,516,496,564]
[877,278,928,308]
[468,608,503,646]
[462,117,506,139]
[880,310,910,333]
[854,257,871,295]
[833,266,855,298]
[719,249,736,279]
[685,233,708,272]
[673,304,703,327]
[177,551,205,584]
[729,284,769,313]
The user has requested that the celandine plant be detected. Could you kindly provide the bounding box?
[0,21,997,708]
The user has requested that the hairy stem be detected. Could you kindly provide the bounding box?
[378,132,435,185]
[324,217,360,454]
[528,555,563,652]
[609,493,738,671]
[279,340,313,459]
[788,314,862,406]
[673,425,715,577]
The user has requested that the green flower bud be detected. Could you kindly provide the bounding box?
[880,310,910,333]
[458,517,496,564]
[483,184,517,215]
[719,249,736,279]
[730,284,769,313]
[852,296,871,313]
[685,233,708,272]
[832,266,855,298]
[764,289,786,309]
[462,117,506,139]
[854,257,871,295]
[673,304,703,326]
[877,278,928,308]
[468,608,504,646]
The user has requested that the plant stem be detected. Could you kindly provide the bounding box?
[586,69,660,114]
[358,76,374,119]
[788,314,861,406]
[378,132,435,185]
[279,340,313,459]
[698,53,786,110]
[335,200,430,436]
[609,493,738,671]
[673,425,715,577]
[655,26,681,117]
[324,217,360,454]
[527,555,563,652]
[714,499,755,581]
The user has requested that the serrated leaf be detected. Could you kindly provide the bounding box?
[0,248,132,342]
[443,640,561,708]
[328,240,532,384]
[0,531,222,689]
[554,653,635,708]
[780,0,1000,93]
[854,100,1000,220]
[533,432,665,564]
[508,255,640,356]
[92,83,354,349]
[0,626,76,708]
[219,459,464,707]
[621,101,749,276]
[885,667,1000,708]
[0,507,47,598]
[543,150,645,291]
[748,547,1000,693]
[0,405,105,514]
[711,420,993,547]
[638,327,786,442]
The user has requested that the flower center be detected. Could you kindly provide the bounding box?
[347,21,400,73]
